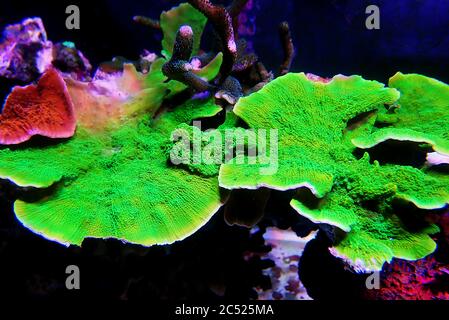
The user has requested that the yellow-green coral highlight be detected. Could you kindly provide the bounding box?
[353,73,449,156]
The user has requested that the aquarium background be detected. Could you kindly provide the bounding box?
[1,0,449,83]
[0,0,449,300]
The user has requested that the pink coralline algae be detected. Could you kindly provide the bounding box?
[366,256,449,300]
[0,18,91,82]
[0,18,52,82]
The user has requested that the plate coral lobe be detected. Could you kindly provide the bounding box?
[219,72,449,272]
[0,3,227,247]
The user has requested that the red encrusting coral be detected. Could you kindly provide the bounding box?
[366,256,449,300]
[0,68,76,144]
[366,210,449,300]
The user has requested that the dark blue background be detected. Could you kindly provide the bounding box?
[1,0,449,83]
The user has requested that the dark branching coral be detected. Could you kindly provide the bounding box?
[215,75,243,106]
[161,1,287,100]
[162,25,216,92]
[133,15,161,30]
[188,0,249,79]
[234,39,258,73]
[278,22,295,76]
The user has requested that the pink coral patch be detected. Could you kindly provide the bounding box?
[306,73,332,83]
[0,68,76,144]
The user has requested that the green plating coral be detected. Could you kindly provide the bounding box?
[290,157,444,272]
[0,2,226,247]
[220,73,400,195]
[219,73,449,272]
[353,73,449,157]
[0,90,224,246]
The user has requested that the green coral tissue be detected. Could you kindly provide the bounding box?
[0,2,227,247]
[0,95,225,246]
[219,72,449,272]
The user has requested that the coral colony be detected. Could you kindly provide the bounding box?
[0,0,449,300]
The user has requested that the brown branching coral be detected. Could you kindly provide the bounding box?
[245,62,273,94]
[162,1,279,99]
[153,2,291,99]
[172,25,195,61]
[257,62,273,83]
[187,0,249,79]
[162,25,215,92]
[279,21,295,76]
[133,15,161,30]
[233,39,258,73]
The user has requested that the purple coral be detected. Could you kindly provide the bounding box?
[0,18,91,82]
[0,18,52,82]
